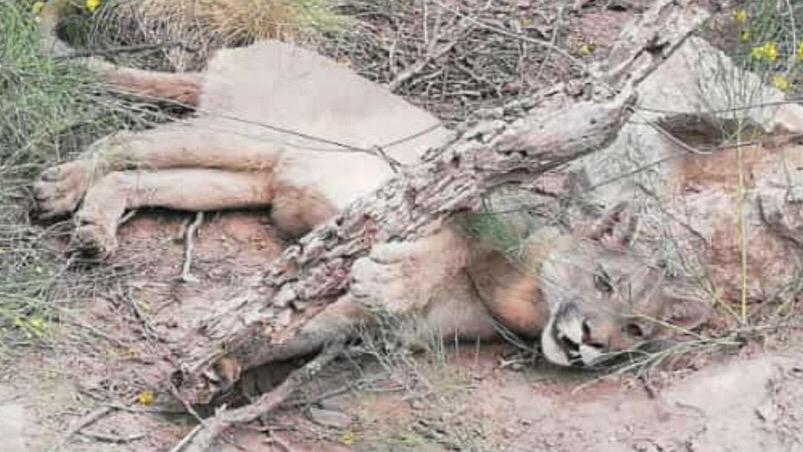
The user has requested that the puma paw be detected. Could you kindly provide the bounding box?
[350,243,424,312]
[171,356,242,405]
[72,221,118,258]
[197,357,242,403]
[33,161,90,219]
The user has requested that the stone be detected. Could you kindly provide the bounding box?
[308,407,353,429]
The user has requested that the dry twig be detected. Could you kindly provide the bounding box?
[49,406,115,451]
[180,211,204,283]
[387,19,473,92]
[78,430,146,444]
[174,342,345,452]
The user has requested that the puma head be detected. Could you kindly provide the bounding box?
[538,202,710,367]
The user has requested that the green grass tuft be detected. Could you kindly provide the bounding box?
[457,194,545,262]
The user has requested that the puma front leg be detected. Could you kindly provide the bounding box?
[348,228,474,313]
[273,229,476,349]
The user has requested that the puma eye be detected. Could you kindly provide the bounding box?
[624,322,644,338]
[593,271,613,294]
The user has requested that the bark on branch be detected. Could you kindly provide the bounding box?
[169,0,709,404]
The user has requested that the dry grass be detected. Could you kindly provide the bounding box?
[85,0,342,71]
[315,0,584,122]
[0,1,165,353]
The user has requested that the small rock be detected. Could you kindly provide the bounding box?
[276,308,293,327]
[755,399,779,423]
[308,407,353,429]
[409,399,426,410]
[0,402,28,451]
[273,286,296,308]
[632,440,660,452]
[788,186,803,203]
[319,394,352,412]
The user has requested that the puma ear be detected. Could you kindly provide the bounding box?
[659,290,711,330]
[586,201,640,248]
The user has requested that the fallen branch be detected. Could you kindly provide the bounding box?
[175,342,345,452]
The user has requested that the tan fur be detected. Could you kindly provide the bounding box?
[102,66,202,106]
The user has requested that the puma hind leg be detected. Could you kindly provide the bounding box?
[33,122,277,220]
[73,169,274,256]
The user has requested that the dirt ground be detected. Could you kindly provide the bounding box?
[4,1,803,451]
[1,210,802,452]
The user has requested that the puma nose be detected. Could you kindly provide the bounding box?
[581,318,610,350]
[542,302,605,367]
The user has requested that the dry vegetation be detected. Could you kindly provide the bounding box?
[0,0,164,352]
[86,0,343,70]
[64,0,593,121]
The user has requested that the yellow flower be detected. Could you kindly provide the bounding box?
[734,9,748,25]
[798,43,803,62]
[739,29,751,43]
[31,1,45,14]
[86,0,101,13]
[12,317,44,338]
[752,42,778,62]
[29,317,44,331]
[137,390,155,406]
[340,431,357,446]
[764,42,778,62]
[578,43,594,57]
[771,74,790,92]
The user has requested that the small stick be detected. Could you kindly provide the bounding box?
[174,342,344,452]
[432,0,584,69]
[49,393,153,451]
[534,5,564,82]
[180,212,204,283]
[118,286,163,341]
[118,209,138,227]
[49,406,114,451]
[387,20,471,92]
[78,430,146,444]
[168,425,203,452]
[267,432,295,452]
